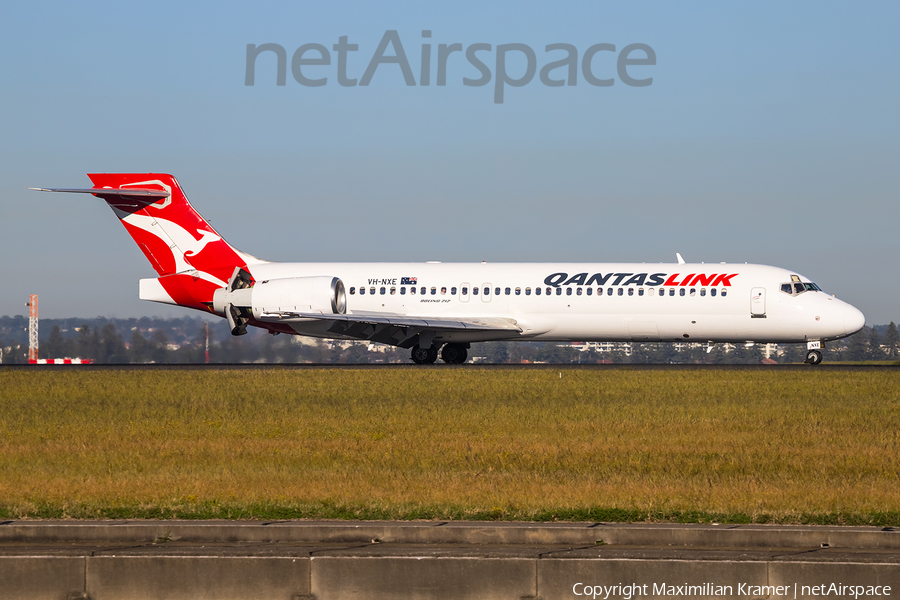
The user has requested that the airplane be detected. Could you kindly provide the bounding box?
[32,173,866,365]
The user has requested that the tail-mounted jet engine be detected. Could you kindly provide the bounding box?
[213,268,347,336]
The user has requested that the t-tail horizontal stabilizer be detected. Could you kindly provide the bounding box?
[29,187,171,198]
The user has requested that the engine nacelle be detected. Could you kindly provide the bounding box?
[251,276,347,316]
[213,276,347,322]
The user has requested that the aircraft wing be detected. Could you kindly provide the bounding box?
[256,310,522,348]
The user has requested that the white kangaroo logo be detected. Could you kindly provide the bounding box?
[122,213,227,287]
[184,228,222,257]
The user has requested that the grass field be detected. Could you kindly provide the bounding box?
[1,367,898,524]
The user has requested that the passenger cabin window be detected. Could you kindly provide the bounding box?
[669,288,675,296]
[700,288,706,297]
[441,287,447,295]
[711,288,717,297]
[690,288,696,297]
[359,287,365,295]
[638,288,644,296]
[535,288,540,295]
[618,288,624,296]
[494,287,500,295]
[524,287,530,295]
[390,287,396,295]
[411,287,417,295]
[567,288,573,296]
[546,287,552,295]
[505,287,511,295]
[400,287,406,295]
[431,287,437,295]
[420,287,426,295]
[451,287,457,295]
[576,288,582,296]
[473,287,478,295]
[628,288,634,296]
[556,288,562,296]
[380,287,386,295]
[462,286,468,295]
[350,287,356,295]
[484,287,490,295]
[680,288,685,296]
[370,287,376,295]
[586,288,592,296]
[721,290,728,297]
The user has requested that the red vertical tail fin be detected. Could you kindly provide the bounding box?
[86,173,252,276]
[36,174,263,312]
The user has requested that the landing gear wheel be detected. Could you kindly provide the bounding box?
[411,344,438,365]
[441,344,469,364]
[804,350,823,365]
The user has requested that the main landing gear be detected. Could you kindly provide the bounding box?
[804,349,823,365]
[440,343,468,364]
[410,343,469,365]
[411,344,438,364]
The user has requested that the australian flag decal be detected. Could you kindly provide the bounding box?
[400,277,417,285]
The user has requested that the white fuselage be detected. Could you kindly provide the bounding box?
[245,261,865,345]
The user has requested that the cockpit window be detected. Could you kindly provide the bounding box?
[782,281,824,296]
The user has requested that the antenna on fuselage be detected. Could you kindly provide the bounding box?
[676,253,686,264]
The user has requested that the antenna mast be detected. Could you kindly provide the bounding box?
[27,294,38,363]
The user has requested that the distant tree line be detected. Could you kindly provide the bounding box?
[0,315,897,365]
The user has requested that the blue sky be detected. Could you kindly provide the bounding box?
[2,1,898,323]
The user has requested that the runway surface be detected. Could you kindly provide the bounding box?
[3,362,898,371]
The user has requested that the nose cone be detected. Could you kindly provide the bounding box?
[844,304,865,336]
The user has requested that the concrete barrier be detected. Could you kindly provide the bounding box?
[2,521,898,548]
[1,521,898,600]
[87,556,309,600]
[0,557,86,600]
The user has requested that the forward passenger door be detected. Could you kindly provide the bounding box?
[751,287,766,317]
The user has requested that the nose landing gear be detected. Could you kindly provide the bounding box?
[804,349,823,365]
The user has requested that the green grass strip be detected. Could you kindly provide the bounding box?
[2,367,898,524]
